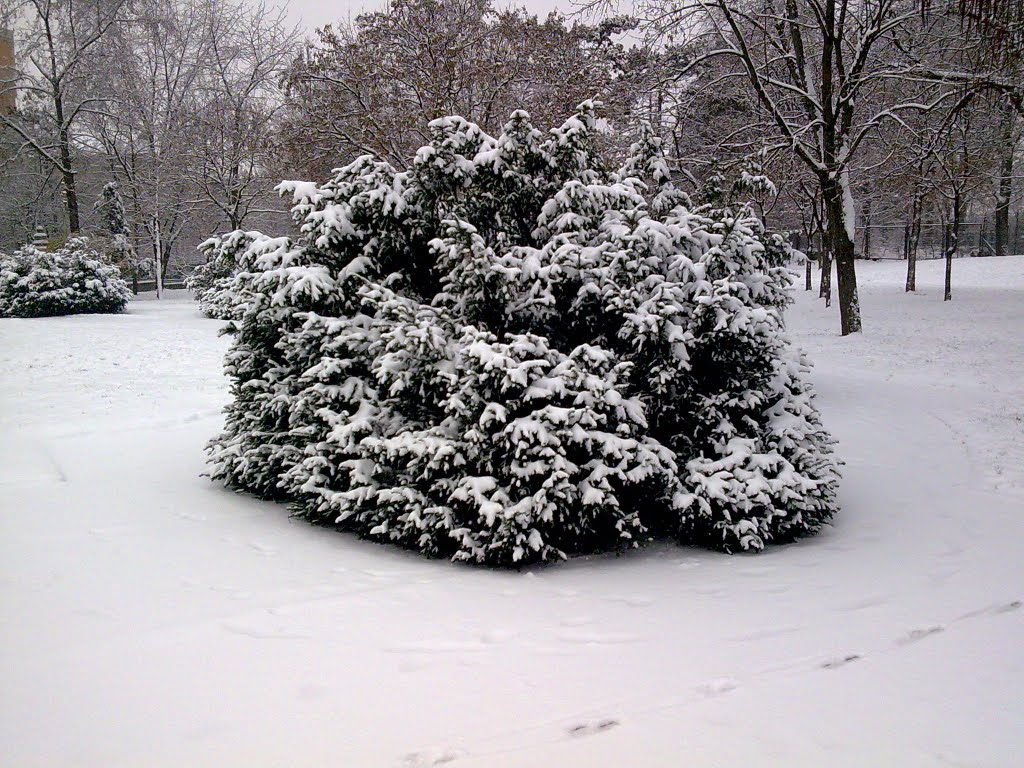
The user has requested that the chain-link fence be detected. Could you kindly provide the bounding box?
[792,214,1024,261]
[855,214,1024,260]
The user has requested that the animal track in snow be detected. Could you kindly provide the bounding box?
[384,640,488,655]
[821,653,863,669]
[401,748,462,766]
[221,612,311,640]
[87,524,132,540]
[839,595,890,612]
[990,600,1021,614]
[738,565,775,578]
[897,625,945,646]
[555,630,641,646]
[567,719,620,738]
[606,595,655,608]
[695,677,738,697]
[955,600,1021,621]
[674,558,702,570]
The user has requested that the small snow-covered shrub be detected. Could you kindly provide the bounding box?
[0,237,132,318]
[207,104,841,565]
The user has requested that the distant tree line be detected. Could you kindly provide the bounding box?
[0,0,1021,327]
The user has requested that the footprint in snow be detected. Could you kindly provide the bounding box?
[695,677,738,697]
[555,630,641,646]
[401,748,461,766]
[821,653,863,669]
[897,625,945,646]
[296,682,330,701]
[738,565,775,577]
[955,601,1021,621]
[839,595,889,612]
[991,600,1022,615]
[567,719,620,738]
[607,595,655,608]
[221,613,311,640]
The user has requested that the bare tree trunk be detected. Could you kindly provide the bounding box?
[161,241,174,282]
[994,108,1014,257]
[945,192,961,302]
[153,219,163,299]
[862,198,872,259]
[823,179,861,334]
[60,167,81,234]
[906,193,924,292]
[819,248,832,305]
[53,103,81,234]
[805,254,812,290]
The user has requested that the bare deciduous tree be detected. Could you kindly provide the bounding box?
[283,0,647,177]
[192,0,298,230]
[83,0,296,292]
[637,0,973,334]
[0,0,126,234]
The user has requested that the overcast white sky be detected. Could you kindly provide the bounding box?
[285,0,578,31]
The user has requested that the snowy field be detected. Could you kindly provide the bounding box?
[2,257,1022,767]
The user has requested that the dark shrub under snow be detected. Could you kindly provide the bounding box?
[205,104,841,565]
[0,237,132,318]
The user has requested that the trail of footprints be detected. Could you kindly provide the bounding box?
[396,598,1022,765]
[560,598,1022,754]
[821,599,1020,669]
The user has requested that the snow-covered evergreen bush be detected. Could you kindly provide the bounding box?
[0,237,132,318]
[207,103,840,564]
[94,182,140,278]
[187,231,258,320]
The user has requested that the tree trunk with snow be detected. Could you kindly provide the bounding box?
[906,190,925,292]
[994,106,1016,257]
[56,121,81,234]
[823,177,861,333]
[945,192,961,301]
[819,250,832,305]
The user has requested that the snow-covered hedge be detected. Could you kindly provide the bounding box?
[206,104,840,565]
[0,237,132,318]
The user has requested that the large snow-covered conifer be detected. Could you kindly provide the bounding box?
[206,103,840,564]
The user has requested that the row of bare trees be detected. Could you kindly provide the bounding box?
[1,0,1021,325]
[625,0,1023,328]
[0,0,298,285]
[280,0,652,180]
[282,0,1022,330]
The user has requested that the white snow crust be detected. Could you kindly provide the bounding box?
[2,258,1023,766]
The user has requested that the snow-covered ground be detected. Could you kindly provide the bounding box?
[2,258,1022,767]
